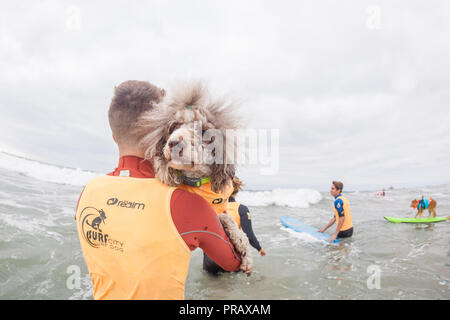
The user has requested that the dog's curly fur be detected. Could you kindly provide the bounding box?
[219,213,253,275]
[137,81,253,275]
[137,81,241,193]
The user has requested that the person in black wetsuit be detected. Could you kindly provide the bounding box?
[203,177,266,274]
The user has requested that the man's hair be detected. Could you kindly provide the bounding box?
[332,181,344,192]
[108,80,165,145]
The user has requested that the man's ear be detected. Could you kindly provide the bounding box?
[112,135,117,144]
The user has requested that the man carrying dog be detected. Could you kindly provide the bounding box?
[75,80,242,300]
[318,181,354,242]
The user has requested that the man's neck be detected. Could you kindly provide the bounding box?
[119,152,145,159]
[118,147,145,159]
[110,154,155,178]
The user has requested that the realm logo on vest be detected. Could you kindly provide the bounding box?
[106,197,145,210]
[212,198,225,204]
[80,207,110,249]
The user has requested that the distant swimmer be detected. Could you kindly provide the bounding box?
[374,188,386,197]
[318,181,354,242]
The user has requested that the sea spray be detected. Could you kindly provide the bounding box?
[236,188,322,208]
[0,151,98,186]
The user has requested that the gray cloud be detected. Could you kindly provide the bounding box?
[1,0,449,190]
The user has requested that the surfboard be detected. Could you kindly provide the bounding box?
[280,216,339,243]
[384,216,449,224]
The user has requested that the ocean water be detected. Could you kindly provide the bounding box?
[0,152,449,300]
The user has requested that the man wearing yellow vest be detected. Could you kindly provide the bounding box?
[318,181,354,242]
[75,80,241,300]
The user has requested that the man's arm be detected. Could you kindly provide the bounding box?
[171,189,241,272]
[327,197,345,241]
[238,204,262,252]
[329,216,345,242]
[319,217,336,233]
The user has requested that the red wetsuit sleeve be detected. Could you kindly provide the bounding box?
[170,189,241,272]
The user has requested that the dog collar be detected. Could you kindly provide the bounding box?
[177,171,210,187]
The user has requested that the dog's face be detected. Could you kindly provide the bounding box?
[410,199,418,209]
[139,82,241,193]
[162,108,216,178]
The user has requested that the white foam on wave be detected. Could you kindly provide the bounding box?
[236,188,322,208]
[0,152,324,209]
[0,151,99,187]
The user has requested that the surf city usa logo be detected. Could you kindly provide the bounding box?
[79,207,124,252]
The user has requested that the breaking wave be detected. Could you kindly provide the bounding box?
[236,188,322,208]
[0,151,99,186]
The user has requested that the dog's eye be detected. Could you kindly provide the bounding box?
[203,135,215,144]
[202,126,211,136]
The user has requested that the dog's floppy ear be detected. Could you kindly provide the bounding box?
[153,155,183,187]
[152,137,183,187]
[210,163,235,194]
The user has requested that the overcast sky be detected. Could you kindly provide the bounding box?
[1,0,450,190]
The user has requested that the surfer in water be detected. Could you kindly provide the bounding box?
[318,181,354,242]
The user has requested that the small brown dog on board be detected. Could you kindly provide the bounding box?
[410,197,437,218]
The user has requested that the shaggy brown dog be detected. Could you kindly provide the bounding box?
[137,81,240,192]
[137,81,253,275]
[410,198,437,218]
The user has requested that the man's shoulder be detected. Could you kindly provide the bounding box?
[83,174,116,187]
[238,203,249,215]
[171,188,215,214]
[334,197,344,207]
[335,194,349,201]
[334,197,344,203]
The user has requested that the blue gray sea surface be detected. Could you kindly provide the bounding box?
[0,152,449,299]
